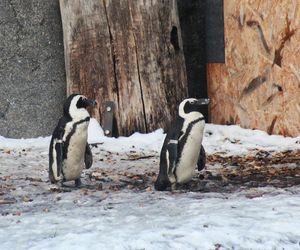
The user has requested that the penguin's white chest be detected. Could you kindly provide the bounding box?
[176,121,204,184]
[63,121,89,181]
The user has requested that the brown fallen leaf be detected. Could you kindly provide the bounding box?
[0,199,16,205]
[215,243,223,250]
[121,154,156,161]
[81,189,89,195]
[25,177,43,182]
[245,192,264,199]
[96,183,103,191]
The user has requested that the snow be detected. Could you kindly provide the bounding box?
[2,118,300,155]
[1,119,300,250]
[204,124,300,155]
[2,190,300,250]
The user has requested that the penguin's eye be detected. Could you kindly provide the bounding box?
[76,97,86,109]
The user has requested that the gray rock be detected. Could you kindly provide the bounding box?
[0,0,66,138]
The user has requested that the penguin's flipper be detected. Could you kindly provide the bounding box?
[154,117,183,191]
[197,145,206,171]
[55,139,64,178]
[154,140,178,191]
[84,143,93,169]
[167,140,178,178]
[49,119,65,183]
[54,124,66,182]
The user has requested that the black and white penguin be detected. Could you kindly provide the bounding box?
[49,94,97,187]
[154,98,208,191]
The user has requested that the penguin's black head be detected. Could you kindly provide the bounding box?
[178,98,209,118]
[63,94,97,120]
[76,96,97,109]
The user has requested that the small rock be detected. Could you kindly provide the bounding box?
[43,208,49,213]
[22,196,33,202]
[96,183,103,190]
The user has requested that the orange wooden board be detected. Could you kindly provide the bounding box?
[207,0,300,137]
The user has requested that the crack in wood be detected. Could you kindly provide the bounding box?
[170,26,180,52]
[102,0,120,104]
[133,33,148,133]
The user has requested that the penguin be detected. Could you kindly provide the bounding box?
[49,94,97,187]
[154,98,208,191]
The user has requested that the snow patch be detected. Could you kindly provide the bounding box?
[1,121,300,156]
[1,121,300,250]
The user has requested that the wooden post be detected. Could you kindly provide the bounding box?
[60,0,188,136]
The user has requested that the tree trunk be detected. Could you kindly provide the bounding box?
[60,0,188,136]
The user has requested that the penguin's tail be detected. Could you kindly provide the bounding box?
[154,174,171,191]
[49,172,56,184]
[49,168,60,184]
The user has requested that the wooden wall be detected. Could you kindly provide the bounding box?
[207,0,300,137]
[60,0,187,136]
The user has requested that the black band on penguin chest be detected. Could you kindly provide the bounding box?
[62,117,90,161]
[177,117,204,162]
[60,117,90,179]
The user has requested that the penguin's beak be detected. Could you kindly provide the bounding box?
[85,99,97,107]
[196,98,210,105]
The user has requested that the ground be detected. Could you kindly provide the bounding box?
[1,123,300,249]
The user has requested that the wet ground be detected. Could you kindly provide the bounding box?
[1,147,300,208]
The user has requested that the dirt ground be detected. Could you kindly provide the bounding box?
[1,147,300,208]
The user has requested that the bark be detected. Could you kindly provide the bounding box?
[60,0,187,136]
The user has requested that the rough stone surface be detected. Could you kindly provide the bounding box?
[0,0,66,138]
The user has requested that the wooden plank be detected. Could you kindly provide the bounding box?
[59,0,187,136]
[177,0,208,120]
[205,0,225,63]
[207,0,300,137]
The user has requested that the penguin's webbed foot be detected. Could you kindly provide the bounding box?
[171,183,177,191]
[75,178,82,188]
[197,145,206,171]
[154,176,172,191]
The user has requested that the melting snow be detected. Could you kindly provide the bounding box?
[1,119,300,250]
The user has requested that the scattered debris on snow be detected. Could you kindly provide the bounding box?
[1,121,300,249]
